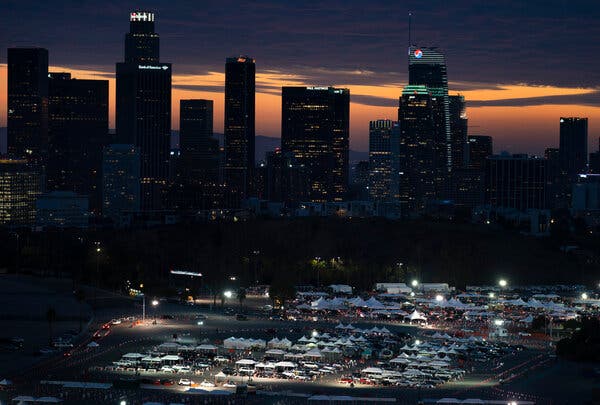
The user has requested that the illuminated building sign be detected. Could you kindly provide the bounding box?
[138,65,169,70]
[170,270,203,277]
[307,86,329,90]
[130,12,154,22]
[414,49,423,58]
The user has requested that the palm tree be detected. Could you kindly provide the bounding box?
[74,289,86,332]
[237,288,246,311]
[46,307,57,346]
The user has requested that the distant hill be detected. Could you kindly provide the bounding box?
[2,127,365,163]
[171,130,367,163]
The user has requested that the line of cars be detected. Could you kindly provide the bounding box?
[34,330,79,357]
[138,377,216,387]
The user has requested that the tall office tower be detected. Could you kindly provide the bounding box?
[116,11,171,211]
[281,86,350,202]
[408,46,451,173]
[485,154,547,211]
[559,117,588,177]
[179,100,219,184]
[397,85,436,210]
[368,120,400,201]
[590,138,600,174]
[125,11,159,63]
[0,159,42,226]
[47,73,109,214]
[172,99,222,210]
[468,135,493,170]
[224,56,255,198]
[7,48,49,161]
[449,95,468,169]
[102,144,140,223]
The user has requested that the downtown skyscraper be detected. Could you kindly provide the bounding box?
[408,46,451,175]
[47,72,109,214]
[559,117,588,178]
[397,85,436,210]
[224,56,255,199]
[281,86,350,202]
[7,48,49,161]
[116,11,171,211]
[368,120,400,201]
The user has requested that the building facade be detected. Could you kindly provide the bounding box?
[486,154,547,211]
[559,117,588,178]
[36,191,89,228]
[47,72,109,214]
[408,46,451,174]
[398,85,436,210]
[7,48,49,161]
[102,144,141,222]
[116,11,171,211]
[588,138,600,174]
[449,94,468,170]
[368,120,400,201]
[179,99,219,185]
[0,159,43,226]
[468,135,493,170]
[224,56,255,198]
[281,86,350,202]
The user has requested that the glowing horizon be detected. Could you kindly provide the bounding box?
[1,63,599,155]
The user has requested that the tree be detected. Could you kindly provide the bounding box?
[237,288,247,311]
[46,307,57,346]
[268,278,296,315]
[74,289,86,332]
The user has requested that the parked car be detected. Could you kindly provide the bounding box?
[178,378,192,386]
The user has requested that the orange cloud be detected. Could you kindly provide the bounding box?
[1,64,599,154]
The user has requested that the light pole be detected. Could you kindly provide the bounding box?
[93,242,101,310]
[396,262,404,283]
[252,250,260,285]
[313,256,322,287]
[152,299,159,323]
[142,294,145,322]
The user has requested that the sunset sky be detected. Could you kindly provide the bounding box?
[2,0,600,155]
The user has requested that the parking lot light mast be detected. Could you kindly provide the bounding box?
[152,299,159,323]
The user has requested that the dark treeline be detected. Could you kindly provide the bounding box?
[0,219,596,295]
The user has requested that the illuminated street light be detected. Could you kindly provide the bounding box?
[410,292,415,297]
[414,339,421,346]
[489,292,495,299]
[311,330,318,337]
[197,320,204,326]
[120,401,127,405]
[151,300,159,306]
[494,319,504,326]
[411,279,419,288]
[435,294,444,302]
[498,279,508,288]
[224,290,233,299]
[581,292,589,300]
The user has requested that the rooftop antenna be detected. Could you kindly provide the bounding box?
[408,12,412,47]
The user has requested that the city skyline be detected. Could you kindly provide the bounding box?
[2,1,600,155]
